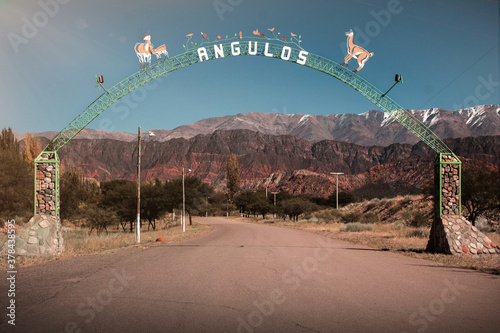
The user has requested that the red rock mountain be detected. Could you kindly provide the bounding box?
[56,129,500,198]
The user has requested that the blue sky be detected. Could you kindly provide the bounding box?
[1,0,498,134]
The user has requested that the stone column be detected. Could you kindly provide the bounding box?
[439,154,461,216]
[35,152,60,218]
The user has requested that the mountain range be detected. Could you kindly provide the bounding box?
[16,105,500,198]
[15,105,500,147]
[54,130,500,198]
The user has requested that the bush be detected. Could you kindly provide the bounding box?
[475,217,492,233]
[85,204,118,235]
[340,223,373,232]
[399,195,412,207]
[360,212,379,224]
[313,209,342,223]
[406,228,429,238]
[366,198,378,208]
[401,210,428,228]
[341,212,362,223]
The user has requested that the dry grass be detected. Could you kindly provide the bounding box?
[0,222,212,270]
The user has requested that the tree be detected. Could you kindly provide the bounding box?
[165,176,214,225]
[85,204,117,235]
[22,132,41,167]
[250,194,273,219]
[227,154,240,200]
[100,180,137,231]
[461,164,499,225]
[141,178,168,230]
[0,127,19,153]
[209,191,233,216]
[234,190,256,217]
[0,128,32,220]
[60,166,95,220]
[280,197,317,221]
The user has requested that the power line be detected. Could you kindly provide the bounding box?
[418,42,499,109]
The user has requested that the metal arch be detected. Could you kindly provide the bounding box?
[42,39,454,156]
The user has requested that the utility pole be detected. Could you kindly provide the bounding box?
[271,192,278,220]
[135,128,155,243]
[136,127,141,243]
[182,167,186,233]
[206,196,210,217]
[330,172,344,209]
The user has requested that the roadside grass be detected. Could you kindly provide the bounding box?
[234,195,500,275]
[0,221,212,270]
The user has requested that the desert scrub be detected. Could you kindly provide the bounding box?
[360,212,379,224]
[365,198,380,211]
[314,209,342,223]
[401,210,428,228]
[340,223,373,232]
[405,228,430,238]
[341,212,363,223]
[475,217,492,233]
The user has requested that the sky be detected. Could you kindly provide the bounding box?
[0,0,499,134]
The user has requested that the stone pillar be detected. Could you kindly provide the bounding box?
[439,154,461,216]
[427,154,500,256]
[35,152,60,218]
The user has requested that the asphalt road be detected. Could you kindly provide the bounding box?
[1,217,499,333]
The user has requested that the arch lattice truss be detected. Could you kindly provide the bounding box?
[42,39,453,155]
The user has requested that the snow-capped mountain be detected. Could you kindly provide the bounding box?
[17,105,500,147]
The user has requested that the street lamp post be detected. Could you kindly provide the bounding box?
[330,172,344,210]
[136,127,155,243]
[136,127,141,243]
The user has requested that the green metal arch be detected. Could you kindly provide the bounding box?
[43,39,453,155]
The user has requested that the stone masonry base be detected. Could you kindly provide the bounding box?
[427,215,500,257]
[1,214,63,257]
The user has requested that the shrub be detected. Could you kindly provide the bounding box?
[365,198,380,211]
[341,212,362,223]
[85,205,118,235]
[475,217,492,233]
[406,228,429,238]
[388,203,400,215]
[360,212,379,224]
[340,223,373,232]
[314,209,342,223]
[402,210,428,228]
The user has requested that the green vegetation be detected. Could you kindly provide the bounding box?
[461,164,500,226]
[341,212,362,223]
[401,210,428,228]
[340,223,373,232]
[62,175,217,233]
[0,128,38,224]
[234,190,321,221]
